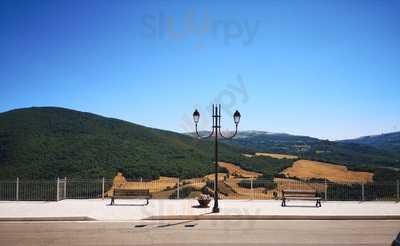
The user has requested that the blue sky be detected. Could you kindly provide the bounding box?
[0,0,399,140]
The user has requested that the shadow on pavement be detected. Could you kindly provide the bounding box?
[106,203,148,207]
[284,205,320,208]
[156,212,214,228]
[191,205,209,209]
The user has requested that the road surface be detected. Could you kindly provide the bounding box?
[0,220,399,245]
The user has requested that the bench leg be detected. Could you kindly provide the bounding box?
[110,197,114,206]
[146,199,149,206]
[281,199,286,207]
[316,200,321,207]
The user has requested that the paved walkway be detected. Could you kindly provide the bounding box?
[0,199,399,221]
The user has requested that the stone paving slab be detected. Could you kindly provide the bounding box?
[0,199,399,221]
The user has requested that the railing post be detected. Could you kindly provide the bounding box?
[56,177,60,201]
[250,178,254,200]
[102,177,105,200]
[361,183,365,201]
[177,178,180,199]
[324,178,328,201]
[16,177,19,201]
[64,177,67,199]
[397,180,399,202]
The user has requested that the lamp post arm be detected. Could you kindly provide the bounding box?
[194,123,215,139]
[219,124,238,139]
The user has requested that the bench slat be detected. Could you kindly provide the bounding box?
[113,196,150,199]
[283,190,316,194]
[114,189,150,195]
[284,197,321,200]
[114,192,150,195]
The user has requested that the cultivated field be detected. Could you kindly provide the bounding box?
[106,159,373,199]
[281,160,373,184]
[225,178,272,199]
[274,177,326,193]
[243,152,298,159]
[106,162,264,199]
[255,153,299,159]
[218,162,263,178]
[106,174,178,197]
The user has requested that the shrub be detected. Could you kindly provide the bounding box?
[274,173,286,179]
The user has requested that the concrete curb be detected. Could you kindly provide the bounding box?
[145,215,400,221]
[0,217,96,222]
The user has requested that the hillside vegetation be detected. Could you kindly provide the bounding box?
[341,132,400,153]
[0,107,293,180]
[227,131,400,172]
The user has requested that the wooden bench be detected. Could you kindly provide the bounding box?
[281,189,322,207]
[110,189,151,206]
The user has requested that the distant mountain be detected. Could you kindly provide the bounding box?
[227,131,321,153]
[221,131,400,171]
[340,132,400,153]
[187,130,320,153]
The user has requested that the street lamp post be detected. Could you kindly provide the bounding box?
[193,104,241,213]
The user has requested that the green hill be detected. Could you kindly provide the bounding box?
[0,107,293,180]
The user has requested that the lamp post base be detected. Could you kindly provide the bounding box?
[212,206,220,213]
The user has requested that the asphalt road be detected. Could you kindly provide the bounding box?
[0,220,399,245]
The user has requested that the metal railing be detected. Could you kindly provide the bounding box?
[0,177,399,202]
[66,179,113,199]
